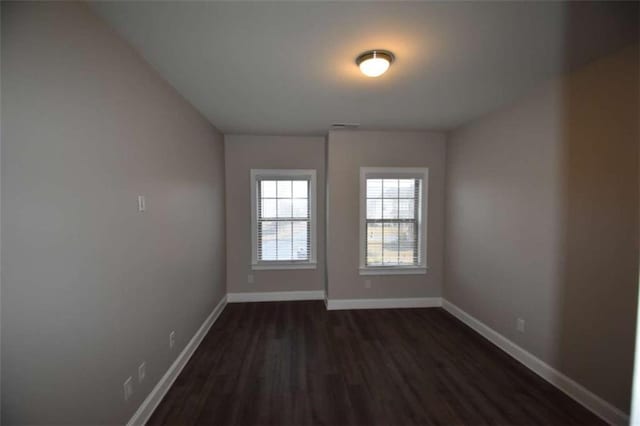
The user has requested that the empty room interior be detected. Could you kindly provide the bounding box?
[2,1,640,425]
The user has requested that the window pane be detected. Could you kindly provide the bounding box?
[383,223,399,265]
[366,243,383,266]
[383,254,399,265]
[278,242,292,260]
[260,221,277,260]
[277,221,292,260]
[383,199,398,219]
[292,199,308,218]
[383,223,399,245]
[261,180,277,198]
[398,179,416,198]
[383,179,399,198]
[277,180,292,198]
[292,180,308,198]
[261,199,277,218]
[292,221,308,243]
[399,223,417,265]
[398,250,415,265]
[398,199,415,219]
[361,172,424,269]
[277,221,292,238]
[256,173,314,264]
[277,199,292,218]
[293,240,308,260]
[367,222,383,244]
[366,199,383,219]
[367,179,382,198]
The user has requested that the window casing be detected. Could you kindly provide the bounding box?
[359,167,428,275]
[251,169,317,270]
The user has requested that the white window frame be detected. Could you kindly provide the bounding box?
[359,167,429,275]
[251,169,317,270]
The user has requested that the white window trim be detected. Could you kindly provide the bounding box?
[251,169,317,270]
[359,167,429,275]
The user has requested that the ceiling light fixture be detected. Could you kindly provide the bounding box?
[356,50,395,77]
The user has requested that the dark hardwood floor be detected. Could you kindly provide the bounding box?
[148,301,604,426]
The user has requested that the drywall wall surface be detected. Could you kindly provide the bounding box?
[445,45,639,412]
[630,40,640,425]
[225,135,326,294]
[326,130,446,300]
[1,2,226,424]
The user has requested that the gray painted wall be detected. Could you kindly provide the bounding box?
[1,2,226,424]
[445,45,639,412]
[326,130,446,300]
[225,135,326,294]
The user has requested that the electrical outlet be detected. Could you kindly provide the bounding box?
[137,195,146,212]
[123,377,133,401]
[364,280,372,289]
[248,274,254,284]
[516,318,525,333]
[138,362,146,383]
[169,331,176,349]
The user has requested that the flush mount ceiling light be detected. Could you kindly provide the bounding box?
[356,50,395,77]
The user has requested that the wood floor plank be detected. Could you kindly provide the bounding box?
[147,301,605,426]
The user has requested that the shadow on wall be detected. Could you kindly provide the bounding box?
[557,2,639,412]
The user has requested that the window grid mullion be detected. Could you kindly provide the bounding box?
[380,179,384,266]
[275,219,279,261]
[290,221,294,261]
[365,219,415,223]
[260,218,309,222]
[396,220,400,266]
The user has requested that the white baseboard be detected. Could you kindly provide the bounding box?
[126,295,227,426]
[326,297,442,310]
[442,299,629,426]
[227,290,325,303]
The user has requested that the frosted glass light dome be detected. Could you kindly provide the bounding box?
[356,50,395,77]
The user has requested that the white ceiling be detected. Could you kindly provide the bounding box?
[91,1,637,135]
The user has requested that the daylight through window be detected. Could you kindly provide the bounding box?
[257,179,311,262]
[365,178,421,266]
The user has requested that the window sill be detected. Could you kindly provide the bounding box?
[359,266,428,276]
[252,262,317,271]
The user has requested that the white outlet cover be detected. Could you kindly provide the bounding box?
[517,318,526,333]
[138,362,146,383]
[123,377,133,401]
[137,195,146,212]
[169,331,176,348]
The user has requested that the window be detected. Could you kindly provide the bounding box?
[359,167,428,275]
[251,169,317,270]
